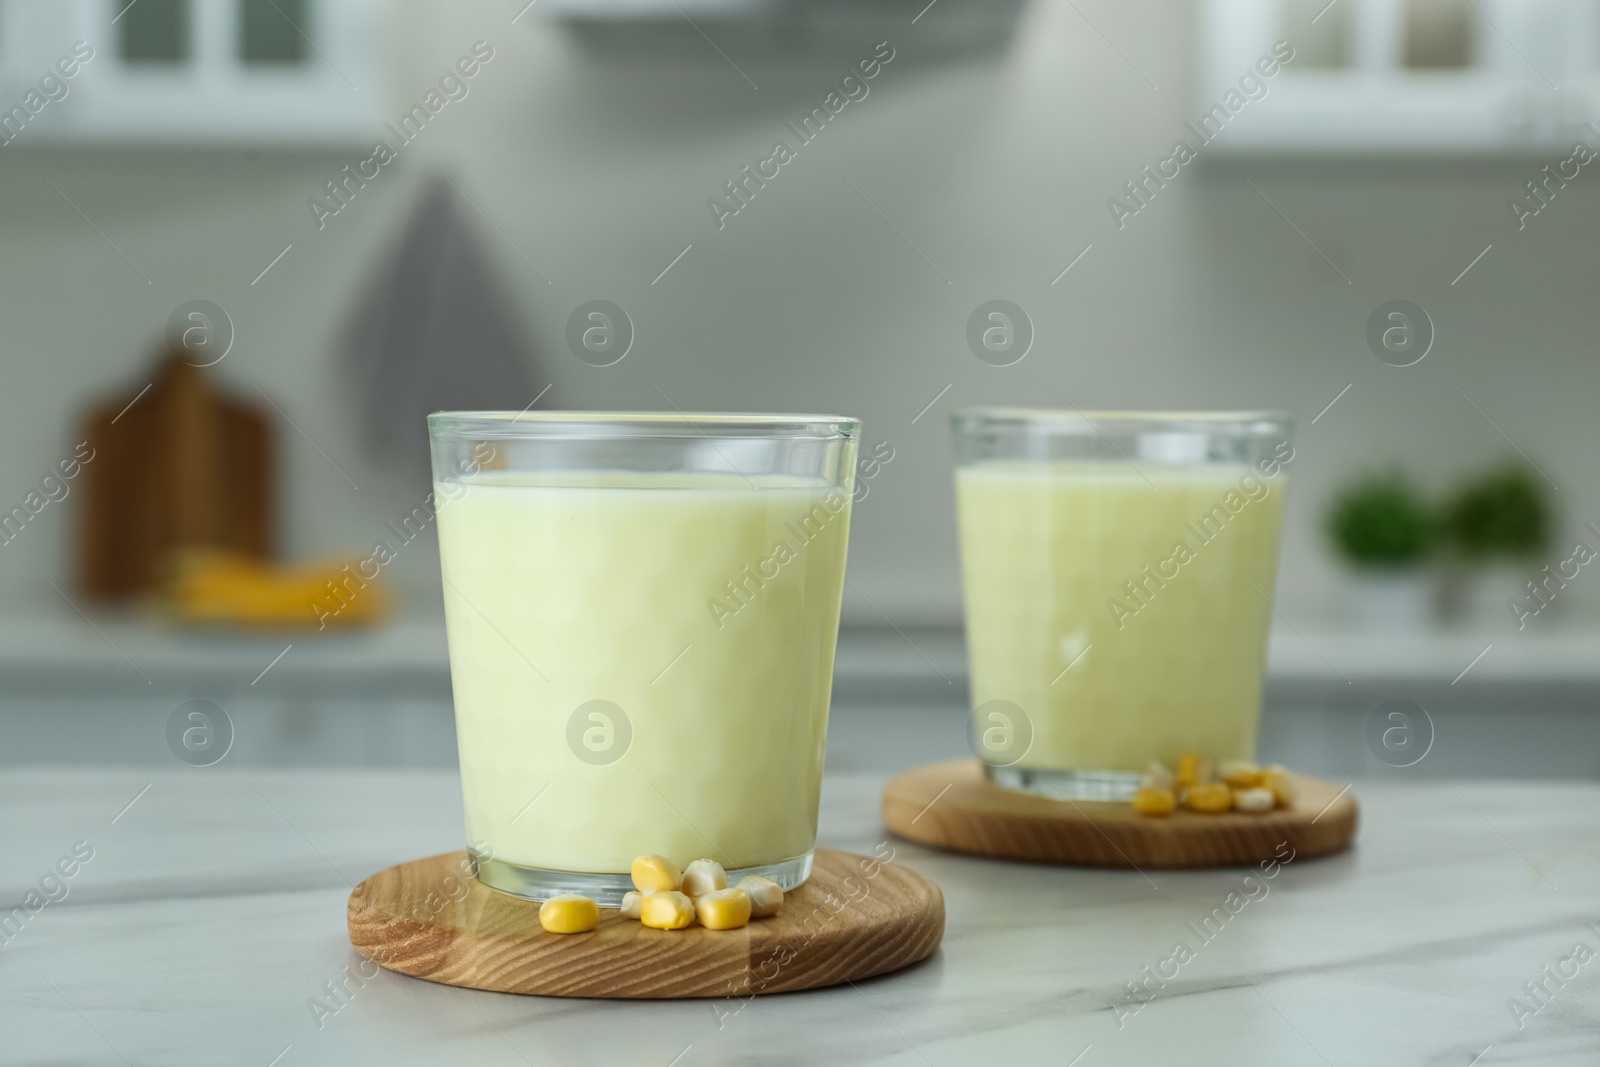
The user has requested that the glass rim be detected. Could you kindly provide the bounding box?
[429,410,860,439]
[952,407,1292,432]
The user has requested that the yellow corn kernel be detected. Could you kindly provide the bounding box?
[1177,752,1213,788]
[1219,759,1264,789]
[1185,782,1233,814]
[738,875,784,917]
[695,887,752,931]
[1233,787,1275,813]
[1263,765,1298,808]
[631,854,682,894]
[681,858,728,898]
[1132,785,1177,817]
[620,890,648,920]
[539,894,600,934]
[640,890,696,930]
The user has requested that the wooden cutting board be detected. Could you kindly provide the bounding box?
[883,760,1358,868]
[348,848,944,999]
[78,351,273,600]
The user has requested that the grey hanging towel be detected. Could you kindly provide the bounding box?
[345,174,536,467]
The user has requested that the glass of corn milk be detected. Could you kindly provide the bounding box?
[952,409,1293,800]
[429,412,858,904]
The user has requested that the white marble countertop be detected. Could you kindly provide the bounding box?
[4,767,1598,1065]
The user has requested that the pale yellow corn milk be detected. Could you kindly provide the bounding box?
[436,472,851,875]
[956,462,1286,772]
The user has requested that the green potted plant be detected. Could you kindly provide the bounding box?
[1327,471,1440,628]
[1442,464,1552,623]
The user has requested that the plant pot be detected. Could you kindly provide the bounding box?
[1464,559,1541,628]
[1345,568,1435,630]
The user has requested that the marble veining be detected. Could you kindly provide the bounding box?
[3,769,1598,1065]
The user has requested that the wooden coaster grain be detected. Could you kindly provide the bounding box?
[348,848,943,999]
[884,760,1357,868]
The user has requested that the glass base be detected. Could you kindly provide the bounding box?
[470,849,815,907]
[986,764,1143,802]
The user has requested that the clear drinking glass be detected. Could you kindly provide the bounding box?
[952,409,1294,800]
[429,411,859,904]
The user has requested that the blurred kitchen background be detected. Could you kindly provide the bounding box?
[0,0,1596,778]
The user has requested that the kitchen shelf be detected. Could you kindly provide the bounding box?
[0,612,1593,697]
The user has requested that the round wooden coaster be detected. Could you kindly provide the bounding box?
[883,760,1358,868]
[348,848,943,999]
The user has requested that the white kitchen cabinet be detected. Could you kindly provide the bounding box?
[1201,0,1600,154]
[0,0,377,145]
